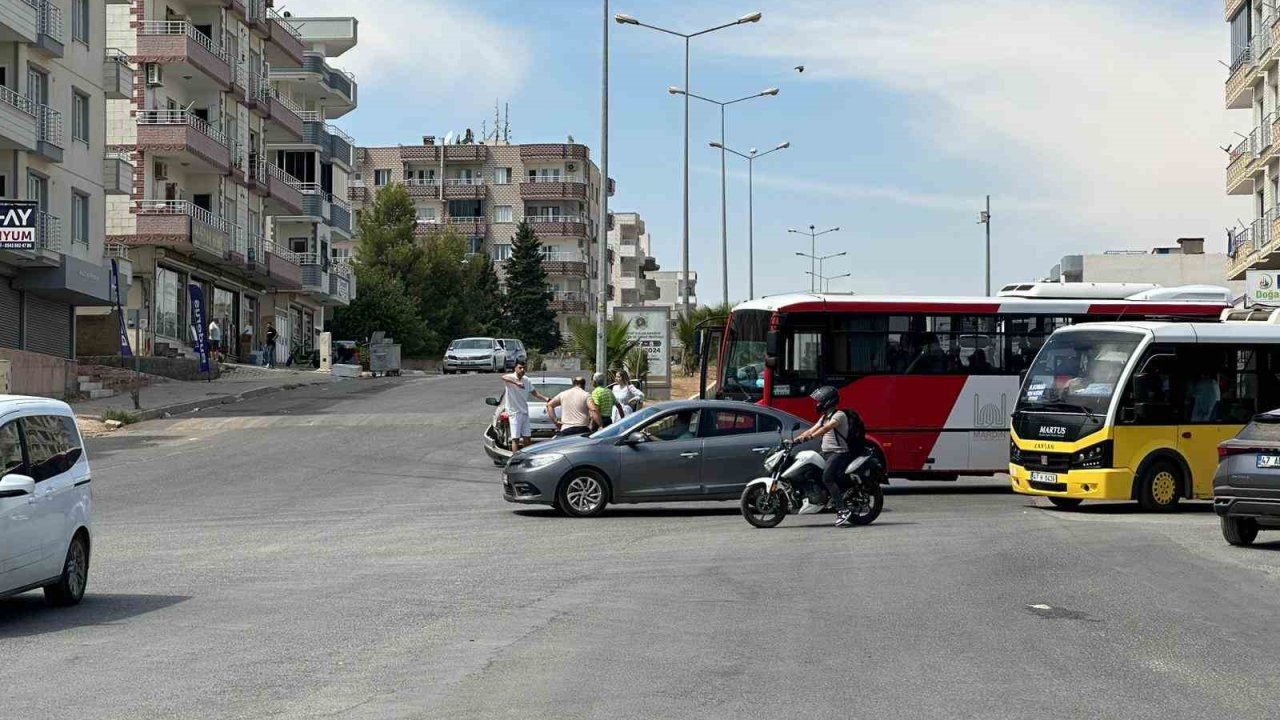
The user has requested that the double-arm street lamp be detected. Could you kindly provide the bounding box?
[712,140,789,300]
[788,225,840,292]
[806,271,852,293]
[673,86,778,306]
[795,250,846,293]
[616,10,763,314]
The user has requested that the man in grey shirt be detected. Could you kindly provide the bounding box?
[794,385,866,527]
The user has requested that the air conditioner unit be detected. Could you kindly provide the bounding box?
[565,161,578,173]
[145,63,163,86]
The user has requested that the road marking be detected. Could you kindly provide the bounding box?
[1028,603,1052,610]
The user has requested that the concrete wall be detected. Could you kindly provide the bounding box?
[76,314,123,357]
[78,355,221,381]
[0,348,78,399]
[1079,254,1245,294]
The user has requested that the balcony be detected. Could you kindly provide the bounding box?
[443,176,485,200]
[526,214,591,238]
[256,159,304,215]
[520,177,588,201]
[1227,135,1255,195]
[1259,113,1278,168]
[1228,0,1247,21]
[265,241,302,289]
[403,176,440,198]
[298,251,329,295]
[330,196,351,236]
[245,231,268,276]
[135,21,231,89]
[33,0,61,56]
[104,49,133,100]
[265,8,305,66]
[444,216,488,236]
[520,144,588,161]
[262,87,304,142]
[33,103,61,161]
[328,124,354,168]
[541,250,588,278]
[128,200,233,265]
[0,85,37,151]
[103,150,133,195]
[549,290,588,314]
[0,0,39,45]
[136,109,231,174]
[329,263,353,305]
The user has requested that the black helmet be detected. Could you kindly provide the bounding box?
[810,385,840,415]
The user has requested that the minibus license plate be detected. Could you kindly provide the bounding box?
[1257,455,1280,469]
[1030,471,1058,484]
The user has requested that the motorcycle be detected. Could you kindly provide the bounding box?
[740,440,885,529]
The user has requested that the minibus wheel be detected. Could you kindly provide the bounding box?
[1136,460,1182,512]
[1048,497,1082,510]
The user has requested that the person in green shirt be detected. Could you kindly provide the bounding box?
[589,372,616,428]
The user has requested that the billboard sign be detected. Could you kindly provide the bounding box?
[0,200,39,251]
[1247,270,1280,304]
[614,306,671,384]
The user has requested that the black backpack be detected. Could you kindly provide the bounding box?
[830,409,866,451]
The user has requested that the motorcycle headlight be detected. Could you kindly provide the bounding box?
[524,453,564,470]
[763,450,784,472]
[1070,441,1112,470]
[1009,440,1022,465]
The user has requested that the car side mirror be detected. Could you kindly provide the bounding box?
[485,397,500,407]
[0,474,36,499]
[621,431,647,446]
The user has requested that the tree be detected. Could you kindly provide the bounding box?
[503,221,560,352]
[355,183,431,304]
[464,253,506,337]
[417,227,473,356]
[330,265,434,357]
[675,303,733,376]
[565,317,637,373]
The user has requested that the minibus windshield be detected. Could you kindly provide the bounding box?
[1016,330,1142,416]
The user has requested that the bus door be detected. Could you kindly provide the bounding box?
[771,317,825,419]
[1114,345,1181,483]
[1176,345,1259,498]
[959,319,1015,473]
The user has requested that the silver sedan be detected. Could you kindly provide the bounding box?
[502,400,814,517]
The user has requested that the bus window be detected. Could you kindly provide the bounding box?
[785,331,822,378]
[1177,346,1258,424]
[1117,346,1180,425]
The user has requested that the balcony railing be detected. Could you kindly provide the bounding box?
[135,199,230,233]
[541,250,586,263]
[0,85,35,116]
[137,109,228,146]
[405,177,440,187]
[137,21,230,64]
[35,103,62,149]
[35,211,61,253]
[265,240,301,264]
[445,177,484,186]
[551,290,588,302]
[268,7,303,41]
[447,216,486,224]
[524,175,576,183]
[37,0,62,42]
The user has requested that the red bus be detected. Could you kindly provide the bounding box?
[700,284,1232,479]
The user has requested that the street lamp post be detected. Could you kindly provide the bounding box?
[977,195,991,296]
[674,87,778,306]
[788,225,840,292]
[806,271,852,293]
[596,0,610,374]
[795,250,846,290]
[616,10,763,315]
[710,140,788,300]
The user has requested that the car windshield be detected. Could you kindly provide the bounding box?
[720,310,769,401]
[591,406,662,439]
[534,381,573,397]
[454,339,492,350]
[1017,330,1141,415]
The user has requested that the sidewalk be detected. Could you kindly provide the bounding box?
[72,363,344,423]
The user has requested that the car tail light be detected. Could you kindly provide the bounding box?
[1218,445,1261,460]
[499,411,509,422]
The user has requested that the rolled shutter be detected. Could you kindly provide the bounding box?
[0,279,18,349]
[23,294,71,358]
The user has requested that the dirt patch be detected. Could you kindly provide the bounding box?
[76,417,115,438]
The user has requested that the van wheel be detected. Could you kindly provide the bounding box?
[44,533,89,607]
[1222,516,1259,546]
[1136,460,1182,512]
[1048,497,1083,510]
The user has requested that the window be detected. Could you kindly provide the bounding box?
[72,0,89,44]
[374,169,391,186]
[1178,346,1261,424]
[71,190,89,245]
[642,410,701,442]
[493,244,513,262]
[22,415,82,482]
[528,167,562,181]
[494,167,511,184]
[0,421,22,478]
[495,205,513,223]
[783,331,822,378]
[416,206,437,223]
[757,414,782,434]
[72,90,89,144]
[707,410,759,437]
[156,265,181,339]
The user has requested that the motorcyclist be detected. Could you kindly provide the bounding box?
[793,385,866,527]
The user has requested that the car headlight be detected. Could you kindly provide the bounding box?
[1070,441,1112,470]
[1009,440,1022,465]
[524,453,564,470]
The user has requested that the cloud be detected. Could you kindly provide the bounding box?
[288,1,529,114]
[713,0,1241,251]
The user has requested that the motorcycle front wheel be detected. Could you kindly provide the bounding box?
[741,485,788,528]
[843,481,884,526]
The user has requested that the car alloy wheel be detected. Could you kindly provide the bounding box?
[564,475,604,515]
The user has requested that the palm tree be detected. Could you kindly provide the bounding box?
[565,317,638,373]
[675,304,732,376]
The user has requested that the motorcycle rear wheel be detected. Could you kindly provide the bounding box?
[741,485,788,528]
[843,481,884,526]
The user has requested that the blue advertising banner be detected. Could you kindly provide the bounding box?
[188,284,210,374]
[110,259,132,357]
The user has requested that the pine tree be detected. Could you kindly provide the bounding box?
[503,221,561,352]
[466,253,507,337]
[354,183,430,300]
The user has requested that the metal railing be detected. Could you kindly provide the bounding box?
[35,104,62,147]
[447,216,486,224]
[35,211,61,252]
[134,199,230,233]
[137,21,229,63]
[295,251,322,266]
[524,174,576,183]
[37,0,62,41]
[265,240,301,263]
[329,262,352,279]
[245,231,265,264]
[405,177,440,187]
[527,213,590,223]
[0,85,34,116]
[324,68,354,99]
[1229,225,1252,258]
[551,290,587,302]
[105,47,132,69]
[136,109,228,146]
[415,217,441,225]
[105,241,130,259]
[540,250,586,263]
[296,109,322,123]
[445,177,484,186]
[1230,135,1251,163]
[326,123,355,146]
[268,8,303,41]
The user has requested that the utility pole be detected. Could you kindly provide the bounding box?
[979,195,992,296]
[596,0,610,373]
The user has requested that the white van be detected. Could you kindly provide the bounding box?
[0,396,92,605]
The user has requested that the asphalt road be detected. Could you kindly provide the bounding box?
[5,373,1280,719]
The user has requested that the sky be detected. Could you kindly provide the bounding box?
[299,0,1245,304]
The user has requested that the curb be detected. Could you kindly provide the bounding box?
[82,379,335,423]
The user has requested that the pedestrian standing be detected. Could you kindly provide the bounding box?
[502,361,549,453]
[208,319,223,362]
[610,369,645,422]
[547,377,592,437]
[588,372,616,430]
[264,324,278,368]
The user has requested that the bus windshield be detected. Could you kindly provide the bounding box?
[719,310,769,401]
[1017,330,1142,415]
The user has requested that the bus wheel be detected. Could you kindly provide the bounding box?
[1136,460,1182,512]
[1048,497,1082,510]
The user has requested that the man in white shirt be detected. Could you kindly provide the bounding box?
[502,361,549,452]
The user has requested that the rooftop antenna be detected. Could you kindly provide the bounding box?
[504,102,510,142]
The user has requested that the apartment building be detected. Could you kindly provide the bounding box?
[349,138,613,336]
[1045,238,1239,292]
[1,0,122,365]
[1226,1,1280,280]
[607,211,659,314]
[649,270,697,310]
[103,2,357,364]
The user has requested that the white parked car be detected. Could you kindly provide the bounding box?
[444,337,507,374]
[0,396,92,606]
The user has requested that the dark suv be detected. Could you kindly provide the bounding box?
[1214,410,1280,546]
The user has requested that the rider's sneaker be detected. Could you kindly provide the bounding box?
[835,509,854,527]
[798,498,824,515]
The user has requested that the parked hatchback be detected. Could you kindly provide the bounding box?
[444,338,506,374]
[1214,410,1280,546]
[0,396,92,605]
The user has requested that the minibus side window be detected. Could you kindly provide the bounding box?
[1118,345,1180,426]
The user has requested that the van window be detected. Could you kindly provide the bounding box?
[0,421,23,477]
[22,415,82,482]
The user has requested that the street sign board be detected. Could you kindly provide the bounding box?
[614,306,671,385]
[0,200,39,251]
[1247,270,1280,305]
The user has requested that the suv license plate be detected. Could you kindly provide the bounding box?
[1258,455,1280,469]
[1030,471,1058,483]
